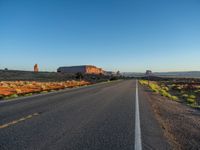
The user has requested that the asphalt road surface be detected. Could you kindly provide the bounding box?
[0,80,170,150]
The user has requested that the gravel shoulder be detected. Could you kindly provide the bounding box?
[140,84,200,150]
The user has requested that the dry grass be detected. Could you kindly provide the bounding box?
[0,80,91,99]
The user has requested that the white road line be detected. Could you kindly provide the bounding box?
[135,80,142,150]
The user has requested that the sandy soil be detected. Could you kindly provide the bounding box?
[141,86,200,150]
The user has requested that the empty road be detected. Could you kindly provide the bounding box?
[0,80,170,150]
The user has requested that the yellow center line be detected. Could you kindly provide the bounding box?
[0,112,39,129]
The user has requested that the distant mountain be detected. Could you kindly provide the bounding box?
[122,71,200,78]
[122,72,145,77]
[154,71,200,78]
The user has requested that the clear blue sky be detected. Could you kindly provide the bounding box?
[0,0,200,72]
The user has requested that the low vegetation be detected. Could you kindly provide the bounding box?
[139,80,179,101]
[0,80,91,100]
[139,79,200,109]
[0,70,123,83]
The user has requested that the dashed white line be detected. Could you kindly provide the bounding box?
[135,80,142,150]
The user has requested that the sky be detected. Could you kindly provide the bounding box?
[0,0,200,72]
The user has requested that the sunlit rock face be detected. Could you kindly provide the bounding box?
[34,64,39,72]
[85,66,104,74]
[57,65,104,74]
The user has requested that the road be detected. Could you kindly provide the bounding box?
[0,80,170,150]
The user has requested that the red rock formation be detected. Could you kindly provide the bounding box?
[34,64,39,72]
[85,66,104,74]
[57,65,105,74]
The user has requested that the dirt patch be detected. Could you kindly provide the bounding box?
[141,86,200,150]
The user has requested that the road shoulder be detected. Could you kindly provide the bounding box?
[139,83,200,149]
[138,83,171,150]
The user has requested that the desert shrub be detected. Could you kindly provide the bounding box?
[167,84,173,88]
[40,91,48,94]
[149,84,160,93]
[177,86,182,90]
[25,93,33,96]
[189,95,196,99]
[194,90,200,93]
[5,94,18,100]
[159,89,174,99]
[187,98,195,104]
[41,85,46,90]
[180,90,185,94]
[182,94,189,98]
[50,90,56,92]
[10,94,18,98]
[24,81,31,85]
[172,85,182,91]
[162,86,169,91]
[152,88,159,93]
[171,96,178,101]
[140,80,179,101]
[189,103,200,108]
[172,84,176,87]
[160,89,169,96]
[15,88,22,94]
[139,80,148,85]
[149,84,157,88]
